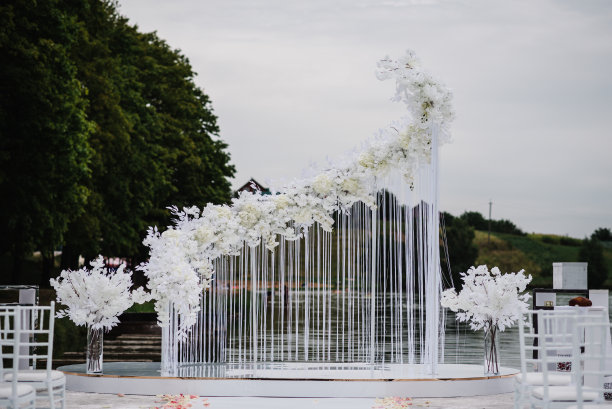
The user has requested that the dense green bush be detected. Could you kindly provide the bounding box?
[459,211,524,236]
[560,237,581,247]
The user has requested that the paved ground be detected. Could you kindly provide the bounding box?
[60,391,515,409]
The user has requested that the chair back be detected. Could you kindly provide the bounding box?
[518,309,536,377]
[574,308,609,406]
[0,302,55,373]
[0,307,22,399]
[520,309,581,402]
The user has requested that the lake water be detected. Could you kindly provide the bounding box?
[219,290,611,369]
[444,312,520,368]
[443,292,612,369]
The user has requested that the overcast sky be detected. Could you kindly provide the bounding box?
[118,0,612,238]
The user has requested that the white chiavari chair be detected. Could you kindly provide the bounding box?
[566,318,611,409]
[1,302,66,409]
[515,310,575,409]
[529,308,609,409]
[0,307,36,408]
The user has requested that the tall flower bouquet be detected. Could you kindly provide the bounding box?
[441,265,532,375]
[50,256,152,373]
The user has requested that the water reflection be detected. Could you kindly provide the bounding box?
[444,312,520,368]
[219,289,523,366]
[219,290,611,370]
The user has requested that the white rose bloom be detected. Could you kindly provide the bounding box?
[274,194,291,209]
[162,228,181,239]
[214,206,233,220]
[340,177,361,195]
[194,224,214,245]
[358,151,376,168]
[312,174,334,196]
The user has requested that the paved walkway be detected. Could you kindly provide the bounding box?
[63,391,515,409]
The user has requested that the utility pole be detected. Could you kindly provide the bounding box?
[488,200,492,245]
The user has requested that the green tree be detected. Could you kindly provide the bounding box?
[60,0,166,268]
[0,0,92,283]
[592,228,612,242]
[130,30,234,210]
[460,211,524,236]
[0,0,234,286]
[60,0,234,273]
[579,237,608,289]
[441,212,478,289]
[491,219,524,236]
[459,211,488,231]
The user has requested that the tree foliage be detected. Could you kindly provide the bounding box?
[491,219,524,235]
[459,211,488,231]
[579,236,608,289]
[0,0,93,283]
[459,211,524,236]
[441,212,478,289]
[1,0,235,284]
[592,227,612,242]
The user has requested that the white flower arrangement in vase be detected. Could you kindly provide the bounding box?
[440,265,532,375]
[50,255,152,373]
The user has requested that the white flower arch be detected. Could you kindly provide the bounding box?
[138,50,454,336]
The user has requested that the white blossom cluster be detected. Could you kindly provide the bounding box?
[440,265,532,332]
[140,50,455,335]
[50,256,152,330]
[376,49,454,141]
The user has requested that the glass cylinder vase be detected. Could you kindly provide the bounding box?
[86,325,103,374]
[484,321,500,375]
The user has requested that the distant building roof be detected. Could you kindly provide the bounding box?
[235,178,271,195]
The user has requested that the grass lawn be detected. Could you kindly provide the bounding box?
[474,231,612,288]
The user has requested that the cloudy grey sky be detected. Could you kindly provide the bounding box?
[119,0,612,238]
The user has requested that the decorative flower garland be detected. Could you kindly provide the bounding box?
[139,50,454,335]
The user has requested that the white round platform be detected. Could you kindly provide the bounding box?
[58,362,518,397]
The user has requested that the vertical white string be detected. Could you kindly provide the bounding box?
[165,123,445,371]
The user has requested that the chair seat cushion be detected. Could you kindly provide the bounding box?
[532,385,600,401]
[3,369,65,382]
[0,384,36,398]
[516,372,572,385]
